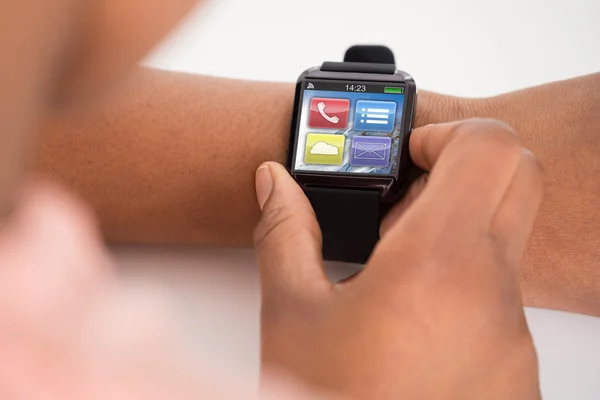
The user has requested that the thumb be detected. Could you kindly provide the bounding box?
[253,162,330,299]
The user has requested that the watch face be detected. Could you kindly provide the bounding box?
[291,80,407,177]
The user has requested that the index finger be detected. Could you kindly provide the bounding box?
[405,119,530,237]
[373,119,543,268]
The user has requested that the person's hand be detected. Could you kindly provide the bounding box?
[0,182,199,399]
[0,181,332,399]
[254,119,544,400]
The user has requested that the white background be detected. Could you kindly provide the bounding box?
[131,0,600,398]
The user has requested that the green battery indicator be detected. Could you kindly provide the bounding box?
[384,87,404,94]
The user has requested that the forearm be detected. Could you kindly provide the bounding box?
[34,68,455,247]
[463,73,600,316]
[35,67,600,315]
[35,69,292,246]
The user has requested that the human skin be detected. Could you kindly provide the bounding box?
[0,0,563,397]
[255,119,544,400]
[0,0,201,220]
[36,70,600,316]
[0,119,544,399]
[0,181,339,400]
[0,1,326,398]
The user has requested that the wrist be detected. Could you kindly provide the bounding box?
[459,77,600,316]
[414,91,498,128]
[414,91,464,127]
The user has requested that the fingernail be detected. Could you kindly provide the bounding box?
[255,165,273,211]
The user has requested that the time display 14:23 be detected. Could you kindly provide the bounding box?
[345,84,367,92]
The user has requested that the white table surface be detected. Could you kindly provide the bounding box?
[134,0,600,398]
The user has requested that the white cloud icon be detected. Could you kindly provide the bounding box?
[310,141,339,155]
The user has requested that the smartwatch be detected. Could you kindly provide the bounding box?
[286,45,418,264]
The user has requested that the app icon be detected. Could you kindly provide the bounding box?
[304,133,346,165]
[354,100,397,132]
[350,136,392,168]
[308,98,350,129]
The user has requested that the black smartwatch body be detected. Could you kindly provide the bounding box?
[286,46,417,265]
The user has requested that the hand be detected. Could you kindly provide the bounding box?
[254,119,544,400]
[0,181,325,399]
[0,182,195,399]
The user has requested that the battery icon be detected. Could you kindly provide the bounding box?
[384,87,404,94]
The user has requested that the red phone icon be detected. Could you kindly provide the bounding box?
[308,98,350,129]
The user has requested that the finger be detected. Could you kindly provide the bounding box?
[373,119,543,280]
[367,121,543,348]
[400,119,525,239]
[489,149,544,262]
[253,163,331,299]
[410,119,544,257]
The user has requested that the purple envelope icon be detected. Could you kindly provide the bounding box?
[350,136,392,167]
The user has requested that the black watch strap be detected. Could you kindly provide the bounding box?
[344,45,396,65]
[304,186,381,264]
[304,45,396,264]
[321,62,396,75]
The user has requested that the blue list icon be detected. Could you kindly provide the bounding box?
[354,100,397,132]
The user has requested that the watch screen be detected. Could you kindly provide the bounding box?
[292,80,406,176]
